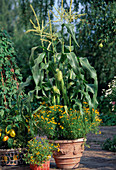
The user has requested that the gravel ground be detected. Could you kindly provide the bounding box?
[0,126,116,170]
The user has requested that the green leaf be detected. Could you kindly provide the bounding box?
[32,64,40,87]
[15,115,22,122]
[0,110,4,118]
[67,52,82,76]
[18,76,32,95]
[64,45,74,53]
[64,23,80,47]
[29,46,39,67]
[34,53,45,65]
[79,57,97,79]
[7,138,14,148]
[6,125,12,131]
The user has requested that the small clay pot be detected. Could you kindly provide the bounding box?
[30,160,50,170]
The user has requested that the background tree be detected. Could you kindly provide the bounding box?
[75,0,116,95]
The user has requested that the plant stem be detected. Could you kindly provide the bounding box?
[69,35,72,52]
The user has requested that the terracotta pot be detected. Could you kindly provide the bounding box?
[0,148,26,166]
[30,160,50,170]
[49,138,85,169]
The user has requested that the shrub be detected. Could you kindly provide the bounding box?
[102,135,116,152]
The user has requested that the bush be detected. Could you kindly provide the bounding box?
[102,135,116,152]
[99,76,116,126]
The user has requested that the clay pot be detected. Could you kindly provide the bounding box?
[30,160,50,170]
[49,138,85,169]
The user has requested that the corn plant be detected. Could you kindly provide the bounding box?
[20,0,98,121]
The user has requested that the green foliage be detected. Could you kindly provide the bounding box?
[100,113,116,126]
[0,0,16,33]
[0,30,32,149]
[0,30,22,115]
[76,0,116,94]
[102,135,116,152]
[13,31,41,82]
[99,76,116,126]
[23,137,57,165]
[0,0,55,81]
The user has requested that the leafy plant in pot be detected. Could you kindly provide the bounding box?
[23,137,58,170]
[21,0,101,168]
[0,30,32,166]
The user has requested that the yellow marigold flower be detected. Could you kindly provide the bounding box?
[42,101,45,105]
[83,102,88,104]
[48,111,52,113]
[58,148,60,152]
[41,116,44,119]
[57,143,60,147]
[36,152,40,155]
[49,106,55,109]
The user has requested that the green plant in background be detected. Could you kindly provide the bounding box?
[19,0,100,139]
[0,0,55,82]
[102,135,116,152]
[23,137,58,165]
[99,76,116,126]
[0,30,32,149]
[76,0,116,95]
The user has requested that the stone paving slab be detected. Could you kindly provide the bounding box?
[0,126,116,170]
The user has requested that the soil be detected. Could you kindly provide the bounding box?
[0,126,116,170]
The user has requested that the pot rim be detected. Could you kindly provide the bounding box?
[49,138,86,143]
[0,148,26,152]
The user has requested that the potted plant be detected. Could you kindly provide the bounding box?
[20,0,101,168]
[23,137,58,170]
[0,30,32,166]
